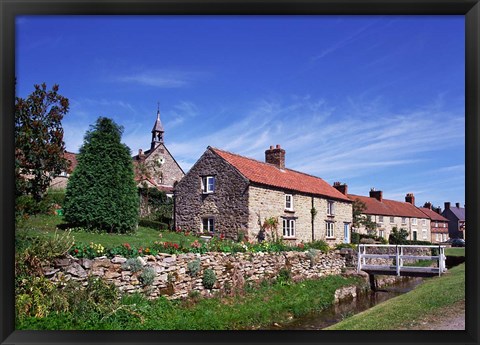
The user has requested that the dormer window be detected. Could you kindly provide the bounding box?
[201,176,215,194]
[327,200,335,216]
[285,194,293,211]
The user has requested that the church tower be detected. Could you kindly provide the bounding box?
[151,105,164,150]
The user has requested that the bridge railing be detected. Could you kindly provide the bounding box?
[357,244,447,276]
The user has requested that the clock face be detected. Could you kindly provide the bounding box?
[157,156,165,165]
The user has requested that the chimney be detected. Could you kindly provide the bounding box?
[444,202,450,210]
[423,202,432,210]
[435,206,442,214]
[333,182,348,195]
[369,188,383,202]
[138,149,145,160]
[405,193,415,205]
[265,144,285,169]
[455,202,460,208]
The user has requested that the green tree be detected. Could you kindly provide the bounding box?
[64,117,139,233]
[352,198,367,230]
[389,227,409,244]
[15,83,69,203]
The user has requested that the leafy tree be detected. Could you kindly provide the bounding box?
[352,198,367,230]
[64,117,139,233]
[15,83,69,203]
[388,227,409,244]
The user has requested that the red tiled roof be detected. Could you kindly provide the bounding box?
[64,151,78,173]
[348,194,428,218]
[211,147,351,202]
[418,207,449,222]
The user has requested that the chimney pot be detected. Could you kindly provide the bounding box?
[276,144,280,149]
[333,182,348,195]
[269,145,273,150]
[444,202,450,210]
[405,193,415,206]
[455,202,460,208]
[423,202,432,210]
[369,189,383,202]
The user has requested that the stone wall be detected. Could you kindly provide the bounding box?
[141,144,185,187]
[248,185,352,245]
[174,148,250,239]
[46,250,347,300]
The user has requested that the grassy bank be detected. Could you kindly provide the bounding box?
[445,247,465,257]
[326,263,465,330]
[17,274,363,330]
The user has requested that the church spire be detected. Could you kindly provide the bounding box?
[151,103,164,150]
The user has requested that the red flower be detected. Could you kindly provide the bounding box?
[220,233,225,240]
[74,249,79,253]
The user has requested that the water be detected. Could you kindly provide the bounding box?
[266,255,464,330]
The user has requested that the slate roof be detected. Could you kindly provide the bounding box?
[418,207,449,222]
[449,206,465,221]
[152,110,164,132]
[210,147,351,202]
[348,194,428,218]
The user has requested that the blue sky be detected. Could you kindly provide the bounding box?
[16,15,465,208]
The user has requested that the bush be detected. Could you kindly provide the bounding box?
[351,232,360,244]
[276,268,292,285]
[138,219,169,231]
[335,243,357,250]
[306,240,330,252]
[122,258,143,273]
[202,269,217,289]
[187,259,201,277]
[389,227,409,244]
[139,267,156,286]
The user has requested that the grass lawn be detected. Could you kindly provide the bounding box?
[326,263,465,330]
[17,214,197,248]
[445,247,465,257]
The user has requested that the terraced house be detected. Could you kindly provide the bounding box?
[418,202,449,243]
[174,145,353,245]
[333,185,431,241]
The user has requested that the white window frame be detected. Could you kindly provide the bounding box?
[282,219,295,238]
[378,216,384,223]
[435,222,438,227]
[326,221,335,238]
[412,218,417,225]
[202,217,215,233]
[201,176,215,194]
[422,219,427,226]
[401,217,407,225]
[422,230,428,239]
[379,229,385,238]
[327,200,335,216]
[436,233,440,242]
[443,223,447,228]
[390,216,395,224]
[285,194,293,211]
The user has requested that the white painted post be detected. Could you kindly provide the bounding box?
[362,245,366,267]
[396,245,400,276]
[400,245,404,270]
[357,245,362,273]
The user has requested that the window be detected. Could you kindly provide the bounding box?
[443,223,447,228]
[422,219,427,226]
[422,230,427,239]
[435,222,438,227]
[379,230,385,238]
[283,219,295,238]
[326,200,335,215]
[390,216,395,224]
[436,233,440,242]
[378,216,384,223]
[412,218,417,225]
[326,222,335,238]
[201,176,215,193]
[443,234,448,242]
[202,218,215,233]
[285,194,293,210]
[401,217,407,224]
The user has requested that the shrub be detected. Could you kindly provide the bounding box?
[360,238,376,244]
[138,219,169,231]
[351,232,360,244]
[276,268,292,285]
[187,259,201,277]
[335,243,357,250]
[122,258,143,273]
[139,267,156,286]
[306,240,330,252]
[306,248,319,267]
[202,268,217,289]
[389,227,409,244]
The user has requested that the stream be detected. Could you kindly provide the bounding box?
[265,255,465,330]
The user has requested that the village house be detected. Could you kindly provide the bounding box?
[441,202,465,240]
[418,202,449,243]
[132,107,185,197]
[174,145,353,245]
[334,184,431,241]
[48,151,78,190]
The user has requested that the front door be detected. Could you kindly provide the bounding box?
[344,223,350,243]
[412,230,417,241]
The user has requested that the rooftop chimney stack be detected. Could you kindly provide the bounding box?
[265,144,285,170]
[369,188,383,202]
[444,202,451,210]
[405,193,415,205]
[423,202,432,210]
[435,206,442,214]
[455,202,460,208]
[333,182,348,195]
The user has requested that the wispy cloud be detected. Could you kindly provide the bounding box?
[117,70,203,88]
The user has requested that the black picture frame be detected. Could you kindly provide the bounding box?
[1,1,478,345]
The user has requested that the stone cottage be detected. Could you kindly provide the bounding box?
[337,184,431,241]
[418,202,449,243]
[174,145,353,245]
[132,107,185,197]
[441,202,465,240]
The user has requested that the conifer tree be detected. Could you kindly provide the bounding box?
[64,117,139,233]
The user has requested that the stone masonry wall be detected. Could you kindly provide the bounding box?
[174,149,250,239]
[248,185,352,245]
[46,251,346,300]
[143,144,185,187]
